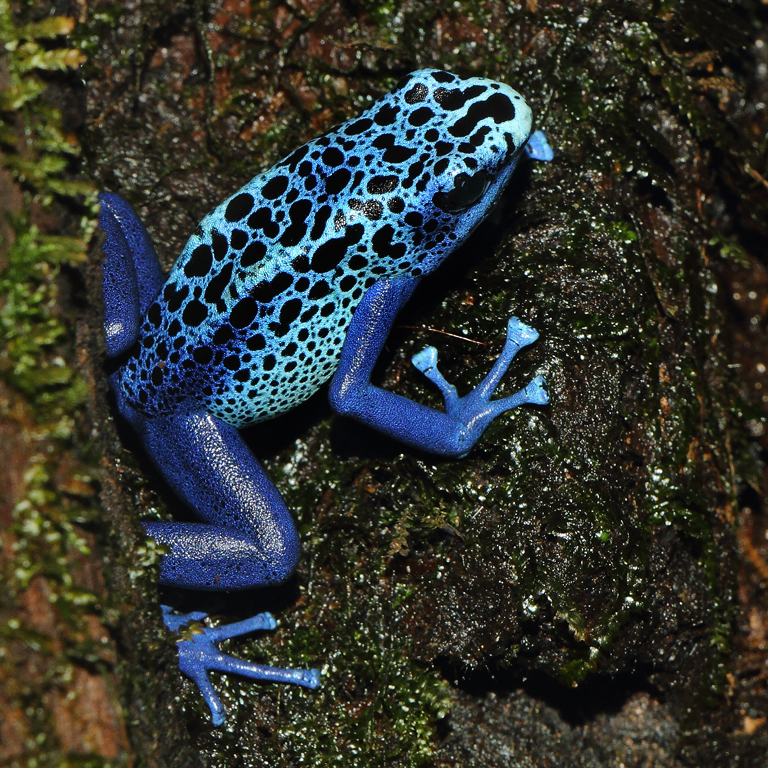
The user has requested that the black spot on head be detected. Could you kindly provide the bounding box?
[348,254,368,270]
[449,93,515,137]
[371,224,406,261]
[395,73,414,91]
[182,299,208,327]
[225,193,254,222]
[434,85,486,111]
[434,158,450,176]
[204,263,233,310]
[385,145,417,163]
[262,175,290,200]
[279,298,302,326]
[147,302,162,328]
[291,253,310,273]
[367,175,399,195]
[184,244,213,278]
[247,208,279,239]
[404,83,428,104]
[340,275,356,292]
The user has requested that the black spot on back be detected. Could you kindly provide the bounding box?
[326,169,351,195]
[212,229,229,261]
[225,193,254,222]
[251,272,293,303]
[182,299,208,327]
[344,118,372,135]
[164,283,189,313]
[241,240,267,268]
[367,175,398,195]
[230,298,258,329]
[311,223,364,272]
[404,83,428,104]
[280,199,312,247]
[374,104,399,125]
[262,175,290,200]
[184,244,213,277]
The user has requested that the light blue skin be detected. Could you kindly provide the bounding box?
[99,69,553,726]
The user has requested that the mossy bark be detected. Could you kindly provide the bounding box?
[40,0,768,765]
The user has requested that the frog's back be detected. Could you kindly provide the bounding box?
[119,70,533,427]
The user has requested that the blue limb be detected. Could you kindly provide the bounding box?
[525,129,554,162]
[329,277,548,458]
[112,400,301,591]
[161,606,320,727]
[98,192,165,314]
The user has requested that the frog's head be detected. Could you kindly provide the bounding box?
[334,69,534,276]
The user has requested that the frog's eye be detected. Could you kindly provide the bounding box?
[433,170,489,213]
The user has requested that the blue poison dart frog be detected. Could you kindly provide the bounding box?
[98,69,553,726]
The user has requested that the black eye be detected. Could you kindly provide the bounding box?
[433,170,489,213]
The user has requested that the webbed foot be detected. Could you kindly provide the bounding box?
[162,605,320,726]
[524,129,554,162]
[411,317,548,454]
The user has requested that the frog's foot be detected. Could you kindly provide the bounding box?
[524,129,554,162]
[411,317,548,454]
[162,605,321,727]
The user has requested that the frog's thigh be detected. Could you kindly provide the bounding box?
[140,409,300,591]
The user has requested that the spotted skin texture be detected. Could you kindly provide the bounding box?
[118,69,533,427]
[99,69,552,725]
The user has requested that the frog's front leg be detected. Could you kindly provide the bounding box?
[329,276,548,457]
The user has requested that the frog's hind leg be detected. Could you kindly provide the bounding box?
[98,192,165,356]
[126,407,317,724]
[133,408,301,591]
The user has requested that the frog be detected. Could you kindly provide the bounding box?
[98,69,554,726]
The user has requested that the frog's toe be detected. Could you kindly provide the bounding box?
[524,375,549,405]
[506,317,539,347]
